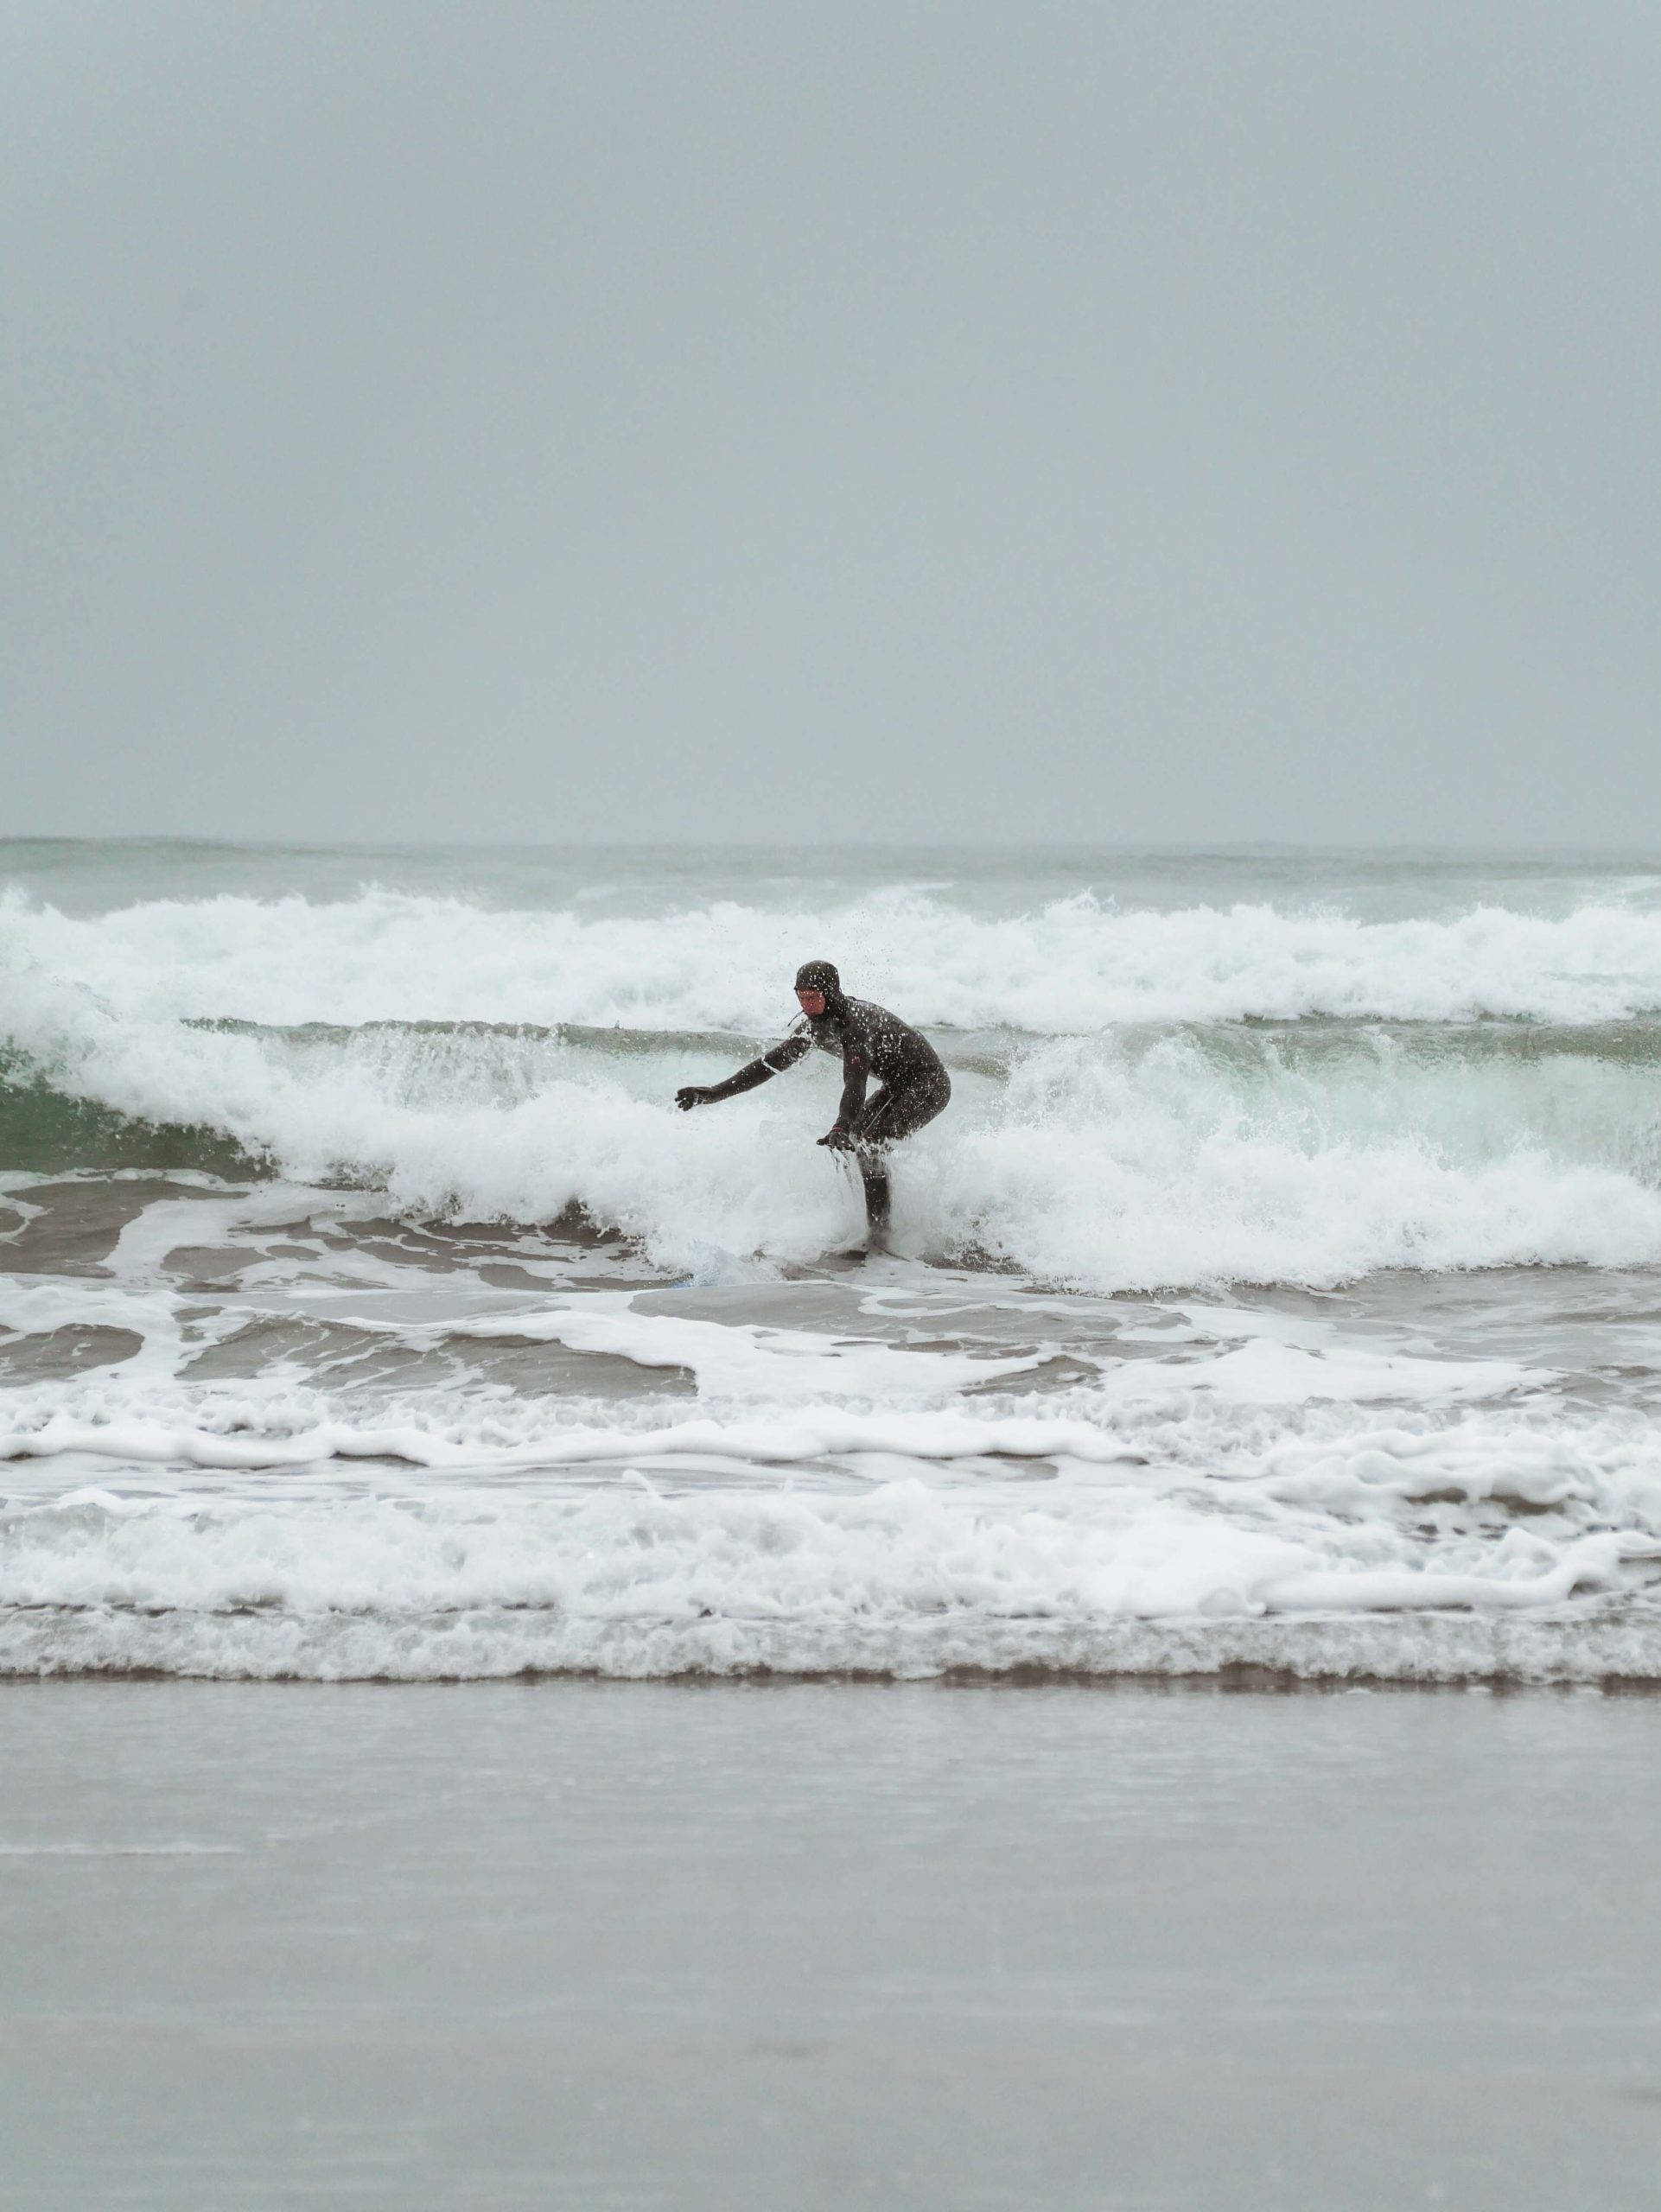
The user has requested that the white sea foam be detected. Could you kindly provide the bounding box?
[12,884,1661,1030]
[4,1217,1659,1681]
[0,1354,1550,1478]
[3,1468,1657,1682]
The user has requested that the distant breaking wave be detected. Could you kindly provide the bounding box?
[13,882,1661,1028]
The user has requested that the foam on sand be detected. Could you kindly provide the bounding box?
[3,1473,1657,1683]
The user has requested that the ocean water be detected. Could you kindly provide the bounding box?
[6,838,1661,1685]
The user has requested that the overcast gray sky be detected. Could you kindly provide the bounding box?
[4,1,1658,846]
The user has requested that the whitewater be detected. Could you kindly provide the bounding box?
[6,839,1661,1683]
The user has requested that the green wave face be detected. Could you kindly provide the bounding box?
[1151,1014,1661,1072]
[0,1071,264,1179]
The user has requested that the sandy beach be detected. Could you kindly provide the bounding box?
[5,1678,1659,2210]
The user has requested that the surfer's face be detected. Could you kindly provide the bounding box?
[796,988,826,1017]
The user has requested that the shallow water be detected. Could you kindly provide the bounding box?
[6,842,1661,1681]
[3,1679,1659,2210]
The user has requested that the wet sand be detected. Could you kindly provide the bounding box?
[3,1681,1660,2209]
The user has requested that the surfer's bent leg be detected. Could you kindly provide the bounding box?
[849,1071,951,1242]
[855,1069,951,1147]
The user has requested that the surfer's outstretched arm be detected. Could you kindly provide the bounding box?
[675,1029,810,1110]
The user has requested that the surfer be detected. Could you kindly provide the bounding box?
[674,960,951,1246]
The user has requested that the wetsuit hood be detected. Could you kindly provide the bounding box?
[794,959,843,1007]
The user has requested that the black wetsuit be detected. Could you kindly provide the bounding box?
[678,961,951,1238]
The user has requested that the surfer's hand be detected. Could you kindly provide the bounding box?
[676,1086,713,1111]
[818,1125,853,1150]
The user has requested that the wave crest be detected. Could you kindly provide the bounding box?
[13,882,1661,1028]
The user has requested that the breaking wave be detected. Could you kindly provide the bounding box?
[13,880,1661,1028]
[8,884,1661,1287]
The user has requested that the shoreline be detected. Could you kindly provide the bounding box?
[7,1598,1661,1688]
[8,1663,1661,1694]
